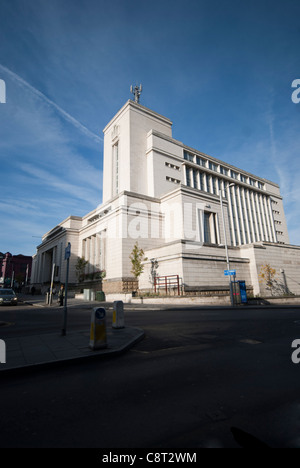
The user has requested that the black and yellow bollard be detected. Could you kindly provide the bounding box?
[89,307,107,350]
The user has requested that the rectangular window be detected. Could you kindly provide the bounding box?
[199,172,205,191]
[231,170,238,180]
[193,169,198,189]
[212,176,217,195]
[196,156,206,167]
[206,175,212,193]
[186,167,192,187]
[184,151,194,163]
[209,161,218,171]
[240,175,247,183]
[220,166,228,176]
[257,181,264,190]
[112,142,119,196]
[202,212,218,244]
[165,162,180,170]
[166,176,180,184]
[204,213,211,243]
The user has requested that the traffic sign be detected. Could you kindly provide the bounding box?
[65,243,71,260]
[224,269,236,276]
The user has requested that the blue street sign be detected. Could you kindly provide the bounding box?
[224,269,236,276]
[65,243,71,260]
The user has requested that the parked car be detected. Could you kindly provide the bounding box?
[0,289,18,306]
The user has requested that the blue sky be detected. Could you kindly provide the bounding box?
[0,0,299,255]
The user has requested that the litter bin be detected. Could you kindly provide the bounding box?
[96,291,105,302]
[238,281,248,304]
[89,307,107,350]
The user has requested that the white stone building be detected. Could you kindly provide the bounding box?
[31,99,300,299]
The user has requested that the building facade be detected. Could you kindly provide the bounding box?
[31,99,300,298]
[0,252,32,288]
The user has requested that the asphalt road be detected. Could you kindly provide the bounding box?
[0,303,300,448]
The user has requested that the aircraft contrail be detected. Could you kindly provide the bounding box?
[0,63,103,143]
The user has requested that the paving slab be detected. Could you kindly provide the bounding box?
[0,327,145,375]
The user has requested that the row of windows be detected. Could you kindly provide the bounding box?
[165,162,180,170]
[166,176,180,184]
[184,165,278,246]
[184,151,265,190]
[185,166,226,196]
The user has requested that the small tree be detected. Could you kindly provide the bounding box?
[129,242,148,280]
[75,257,88,283]
[259,264,277,296]
[149,258,159,285]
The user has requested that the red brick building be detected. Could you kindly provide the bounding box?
[0,252,32,288]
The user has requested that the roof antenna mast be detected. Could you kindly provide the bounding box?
[130,84,142,104]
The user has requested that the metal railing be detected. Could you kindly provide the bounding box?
[154,275,181,296]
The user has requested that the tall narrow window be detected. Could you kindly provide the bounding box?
[202,212,218,244]
[204,213,211,243]
[193,169,199,189]
[212,177,217,195]
[199,172,204,191]
[186,167,192,187]
[112,142,119,196]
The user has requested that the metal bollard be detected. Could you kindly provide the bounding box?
[89,307,107,350]
[112,301,125,329]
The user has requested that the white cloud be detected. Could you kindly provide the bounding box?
[19,163,100,205]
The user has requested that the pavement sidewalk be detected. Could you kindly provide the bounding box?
[0,326,144,375]
[20,294,107,308]
[0,294,145,375]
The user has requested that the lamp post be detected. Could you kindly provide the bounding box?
[0,254,3,287]
[219,183,235,307]
[62,243,71,336]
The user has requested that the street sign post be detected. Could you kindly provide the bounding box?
[224,270,236,277]
[224,270,236,307]
[62,243,71,336]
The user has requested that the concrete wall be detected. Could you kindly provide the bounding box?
[242,243,300,296]
[102,100,173,203]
